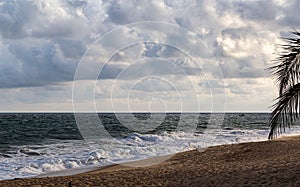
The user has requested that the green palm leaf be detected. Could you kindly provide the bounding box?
[268,30,300,95]
[269,30,300,139]
[269,83,300,139]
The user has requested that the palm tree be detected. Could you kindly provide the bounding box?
[268,30,300,139]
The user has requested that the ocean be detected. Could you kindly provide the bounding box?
[1,113,300,180]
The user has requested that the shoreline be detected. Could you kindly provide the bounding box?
[12,135,271,180]
[2,135,300,186]
[36,152,178,178]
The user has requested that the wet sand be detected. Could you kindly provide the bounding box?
[1,136,300,186]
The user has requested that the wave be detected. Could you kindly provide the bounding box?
[2,126,300,180]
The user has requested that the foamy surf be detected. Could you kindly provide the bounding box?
[1,113,300,180]
[0,129,271,180]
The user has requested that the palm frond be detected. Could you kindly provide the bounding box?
[268,30,300,139]
[268,30,300,95]
[269,83,300,139]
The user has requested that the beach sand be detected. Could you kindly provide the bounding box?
[2,136,300,187]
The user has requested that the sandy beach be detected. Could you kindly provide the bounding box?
[1,136,300,187]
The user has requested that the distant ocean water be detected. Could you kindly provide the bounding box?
[1,113,300,180]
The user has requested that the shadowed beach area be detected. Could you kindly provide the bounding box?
[1,136,300,187]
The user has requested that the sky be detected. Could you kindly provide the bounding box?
[0,0,299,112]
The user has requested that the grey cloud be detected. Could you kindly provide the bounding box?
[217,0,300,30]
[229,85,248,95]
[0,40,78,88]
[99,64,123,79]
[106,0,172,25]
[126,79,178,92]
[199,80,225,89]
[0,1,37,39]
[141,43,189,59]
[0,85,72,105]
[220,27,256,39]
[232,0,279,21]
[225,80,262,95]
[0,0,299,90]
[219,58,267,79]
[214,26,258,55]
[278,1,300,27]
[0,0,91,40]
[32,18,89,39]
[0,0,92,88]
[109,59,185,80]
[55,39,86,59]
[106,0,131,25]
[1,0,298,112]
[175,17,191,29]
[95,42,204,80]
[142,42,161,58]
[213,26,270,79]
[67,0,88,7]
[98,58,203,80]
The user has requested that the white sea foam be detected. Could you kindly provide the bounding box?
[1,126,300,180]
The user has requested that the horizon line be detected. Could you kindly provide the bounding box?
[0,111,271,113]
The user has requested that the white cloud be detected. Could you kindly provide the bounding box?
[0,0,298,112]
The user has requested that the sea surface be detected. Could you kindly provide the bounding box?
[1,113,300,180]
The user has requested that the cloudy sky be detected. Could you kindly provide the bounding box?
[0,0,299,112]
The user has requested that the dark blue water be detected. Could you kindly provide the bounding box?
[0,113,282,180]
[0,113,270,150]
